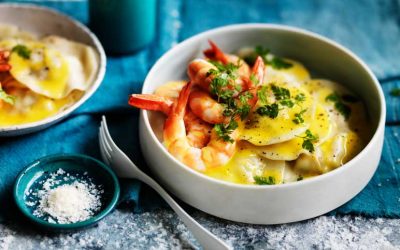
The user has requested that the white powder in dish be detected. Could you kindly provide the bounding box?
[27,168,103,224]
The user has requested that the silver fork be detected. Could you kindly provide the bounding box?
[98,116,231,250]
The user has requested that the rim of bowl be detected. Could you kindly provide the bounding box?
[0,3,106,133]
[13,153,120,230]
[142,23,386,190]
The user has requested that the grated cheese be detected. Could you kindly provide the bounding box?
[27,168,103,224]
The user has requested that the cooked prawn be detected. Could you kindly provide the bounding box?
[164,81,238,170]
[183,110,212,148]
[128,93,212,148]
[247,56,265,109]
[0,51,11,72]
[203,40,250,77]
[187,58,248,95]
[129,94,174,115]
[188,56,265,124]
[188,88,228,124]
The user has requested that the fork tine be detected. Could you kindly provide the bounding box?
[101,116,117,150]
[100,122,113,154]
[99,128,112,165]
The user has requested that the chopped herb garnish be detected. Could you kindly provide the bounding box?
[257,85,268,104]
[280,99,294,108]
[299,129,319,153]
[237,103,251,120]
[325,92,351,119]
[0,87,15,105]
[268,57,292,69]
[334,102,351,119]
[255,46,270,57]
[390,88,400,97]
[297,176,304,181]
[249,73,259,86]
[214,119,238,143]
[11,44,31,59]
[295,93,306,102]
[271,84,290,100]
[256,103,279,118]
[325,92,340,102]
[243,45,292,69]
[256,84,307,119]
[254,176,276,185]
[238,91,253,103]
[292,109,307,124]
[207,62,258,142]
[208,61,240,103]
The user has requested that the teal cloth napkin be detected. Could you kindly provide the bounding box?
[1,0,399,220]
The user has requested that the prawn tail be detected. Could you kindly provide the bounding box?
[128,94,174,115]
[203,40,230,64]
[247,56,265,108]
[173,81,193,117]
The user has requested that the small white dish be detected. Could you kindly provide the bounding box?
[139,24,386,224]
[0,4,106,136]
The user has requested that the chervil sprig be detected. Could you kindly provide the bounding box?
[0,86,15,105]
[254,176,276,185]
[297,129,319,153]
[11,44,31,59]
[325,92,352,119]
[243,45,292,69]
[292,109,307,124]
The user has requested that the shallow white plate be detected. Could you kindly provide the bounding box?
[0,4,106,136]
[139,24,386,224]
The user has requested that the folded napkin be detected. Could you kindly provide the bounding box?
[1,0,400,220]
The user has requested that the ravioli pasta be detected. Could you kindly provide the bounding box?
[0,24,99,126]
[148,47,371,185]
[204,56,370,184]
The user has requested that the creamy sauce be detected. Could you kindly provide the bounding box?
[149,57,371,185]
[0,24,98,127]
[0,89,82,126]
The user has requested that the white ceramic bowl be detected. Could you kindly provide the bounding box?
[0,4,106,136]
[140,24,386,224]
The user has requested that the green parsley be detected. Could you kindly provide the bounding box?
[325,92,340,102]
[236,92,253,120]
[0,87,15,105]
[243,45,292,69]
[214,119,238,143]
[249,73,259,86]
[271,84,290,100]
[256,103,279,118]
[207,61,240,102]
[299,129,319,153]
[11,44,31,59]
[254,176,276,185]
[390,88,400,97]
[207,62,258,142]
[295,93,306,102]
[257,85,268,104]
[256,85,306,119]
[325,92,351,119]
[268,57,292,69]
[292,109,307,124]
[243,46,270,65]
[280,99,294,108]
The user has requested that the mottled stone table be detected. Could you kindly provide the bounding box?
[1,0,400,249]
[1,209,400,249]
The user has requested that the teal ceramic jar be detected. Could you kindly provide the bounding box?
[89,0,157,54]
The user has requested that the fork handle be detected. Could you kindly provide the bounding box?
[136,172,231,250]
